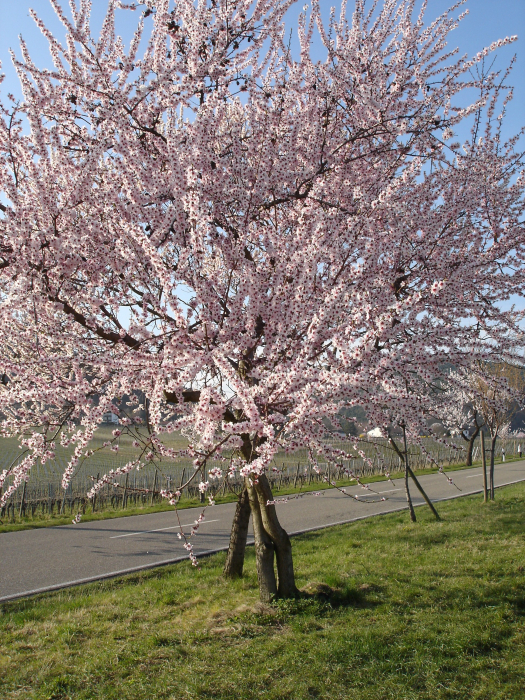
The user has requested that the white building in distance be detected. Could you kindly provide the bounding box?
[101,411,119,425]
[367,427,383,438]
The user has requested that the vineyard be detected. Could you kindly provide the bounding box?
[1,428,522,522]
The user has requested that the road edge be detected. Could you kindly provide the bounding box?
[1,477,524,604]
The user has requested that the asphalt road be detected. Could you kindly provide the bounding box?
[1,460,525,602]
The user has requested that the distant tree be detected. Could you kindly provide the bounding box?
[437,371,486,466]
[1,0,524,600]
[437,364,524,499]
[474,362,524,499]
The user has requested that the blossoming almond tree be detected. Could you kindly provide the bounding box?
[433,369,486,466]
[467,362,523,499]
[1,0,524,600]
[432,363,522,500]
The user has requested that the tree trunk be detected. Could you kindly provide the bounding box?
[489,435,497,501]
[402,428,417,522]
[465,426,481,466]
[223,487,251,578]
[481,431,488,503]
[406,464,440,520]
[253,474,298,598]
[246,478,277,602]
[404,461,417,522]
[230,433,298,601]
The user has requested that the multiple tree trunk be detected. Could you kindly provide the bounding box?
[223,437,298,602]
[223,476,297,601]
[479,430,497,502]
[163,391,297,601]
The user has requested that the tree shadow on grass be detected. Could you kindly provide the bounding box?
[296,580,383,611]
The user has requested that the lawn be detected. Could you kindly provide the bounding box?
[1,483,524,699]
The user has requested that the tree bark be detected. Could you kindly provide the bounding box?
[223,487,251,578]
[402,428,417,523]
[404,461,417,522]
[253,474,298,598]
[246,478,278,602]
[406,463,440,520]
[481,431,488,503]
[489,435,497,501]
[232,435,297,601]
[463,425,481,466]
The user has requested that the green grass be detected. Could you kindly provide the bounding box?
[1,483,524,699]
[1,455,518,534]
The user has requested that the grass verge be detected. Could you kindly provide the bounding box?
[1,482,524,699]
[2,456,519,535]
